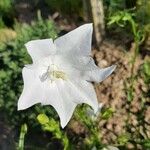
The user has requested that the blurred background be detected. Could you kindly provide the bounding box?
[0,0,150,149]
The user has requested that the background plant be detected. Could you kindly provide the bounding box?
[0,0,14,28]
[45,0,83,18]
[36,105,117,150]
[107,4,150,149]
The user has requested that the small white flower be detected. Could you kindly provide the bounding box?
[18,24,116,128]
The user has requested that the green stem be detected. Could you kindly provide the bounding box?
[56,128,69,150]
[127,18,140,101]
[75,106,102,148]
[62,134,69,150]
[130,40,139,86]
[18,124,27,150]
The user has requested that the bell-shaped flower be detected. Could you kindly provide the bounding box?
[18,24,116,128]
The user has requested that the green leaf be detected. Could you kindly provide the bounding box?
[117,134,130,145]
[122,13,132,21]
[127,89,134,102]
[143,61,150,76]
[143,139,150,148]
[101,108,114,120]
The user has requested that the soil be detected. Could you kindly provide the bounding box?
[94,39,150,149]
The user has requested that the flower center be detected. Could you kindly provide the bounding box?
[40,64,67,82]
[49,70,67,80]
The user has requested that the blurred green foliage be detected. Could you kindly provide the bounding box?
[45,0,83,17]
[0,0,14,28]
[0,0,12,13]
[37,114,70,150]
[136,0,150,24]
[106,0,150,27]
[141,60,150,84]
[105,0,126,16]
[74,105,104,149]
[107,2,150,149]
[101,108,114,120]
[142,139,150,149]
[117,134,130,146]
[140,60,150,98]
[0,17,58,127]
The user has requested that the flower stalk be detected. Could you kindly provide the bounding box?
[75,105,103,149]
[18,123,28,150]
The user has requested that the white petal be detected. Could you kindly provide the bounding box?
[56,80,77,128]
[18,67,43,110]
[62,56,116,83]
[42,79,98,127]
[55,55,116,82]
[67,80,99,113]
[83,65,116,83]
[25,39,56,63]
[54,24,93,55]
[42,80,76,128]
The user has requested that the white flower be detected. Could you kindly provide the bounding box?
[18,24,116,128]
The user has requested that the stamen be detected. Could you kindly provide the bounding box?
[40,64,67,82]
[49,70,67,80]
